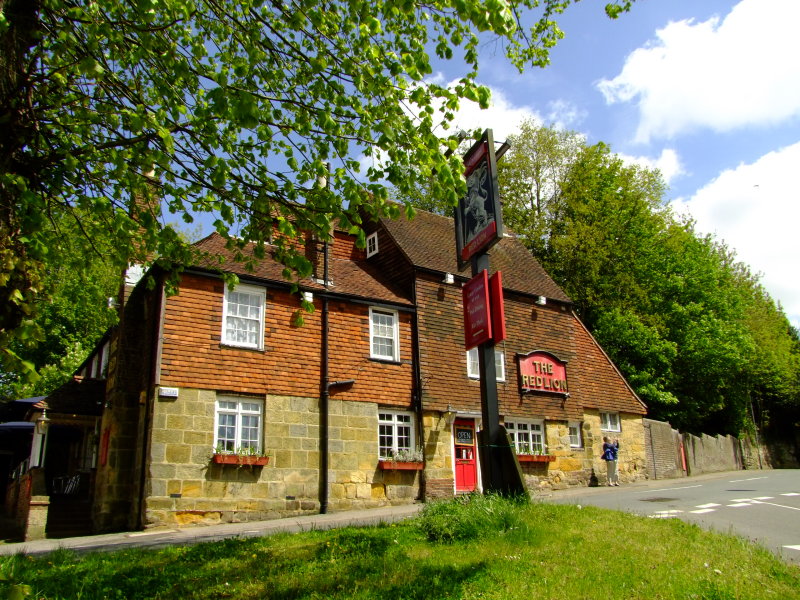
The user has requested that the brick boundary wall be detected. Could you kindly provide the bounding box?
[643,419,685,480]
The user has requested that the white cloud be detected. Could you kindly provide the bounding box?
[598,0,800,143]
[445,83,541,143]
[671,141,800,328]
[618,148,684,185]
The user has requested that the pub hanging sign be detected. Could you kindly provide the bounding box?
[517,350,569,396]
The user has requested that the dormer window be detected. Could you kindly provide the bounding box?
[366,232,379,258]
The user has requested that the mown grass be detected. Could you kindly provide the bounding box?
[1,495,798,600]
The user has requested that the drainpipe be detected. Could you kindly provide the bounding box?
[411,279,426,501]
[319,238,330,514]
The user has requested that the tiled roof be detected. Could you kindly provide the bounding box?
[35,378,106,417]
[378,209,571,303]
[192,233,413,306]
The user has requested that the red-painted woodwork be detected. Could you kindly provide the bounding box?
[454,419,478,492]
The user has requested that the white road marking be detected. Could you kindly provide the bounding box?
[727,503,752,507]
[784,545,800,552]
[636,485,702,494]
[731,498,753,502]
[649,510,684,519]
[691,508,716,514]
[753,496,774,500]
[728,477,767,482]
[751,500,800,512]
[781,493,800,497]
[696,503,721,509]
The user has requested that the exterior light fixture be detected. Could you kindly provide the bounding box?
[443,404,457,425]
[35,409,50,435]
[443,273,455,285]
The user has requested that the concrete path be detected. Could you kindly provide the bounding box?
[0,503,424,557]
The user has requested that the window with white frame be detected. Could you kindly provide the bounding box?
[600,412,621,432]
[466,347,505,381]
[378,410,414,459]
[214,397,264,453]
[369,307,399,361]
[568,421,583,448]
[366,232,379,258]
[222,284,266,349]
[505,419,545,455]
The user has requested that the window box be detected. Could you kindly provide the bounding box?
[517,454,555,463]
[212,454,270,466]
[377,460,424,471]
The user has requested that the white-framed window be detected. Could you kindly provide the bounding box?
[466,348,505,381]
[366,232,379,258]
[378,410,415,459]
[600,412,621,433]
[214,397,264,453]
[369,307,399,361]
[222,283,266,349]
[568,421,583,448]
[505,419,545,455]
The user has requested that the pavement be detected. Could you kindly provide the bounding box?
[0,470,748,557]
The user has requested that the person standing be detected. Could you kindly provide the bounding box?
[601,437,620,486]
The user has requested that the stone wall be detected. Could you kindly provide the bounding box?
[144,388,420,528]
[524,412,647,491]
[683,432,743,475]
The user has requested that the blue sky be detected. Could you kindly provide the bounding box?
[428,0,800,327]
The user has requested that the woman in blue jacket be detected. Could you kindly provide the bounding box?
[601,437,620,486]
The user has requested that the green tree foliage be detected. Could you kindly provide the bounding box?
[0,0,636,378]
[496,124,800,436]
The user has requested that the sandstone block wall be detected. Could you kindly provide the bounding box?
[145,388,420,528]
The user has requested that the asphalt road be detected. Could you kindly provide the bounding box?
[546,468,800,564]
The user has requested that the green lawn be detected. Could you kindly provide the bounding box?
[1,496,798,599]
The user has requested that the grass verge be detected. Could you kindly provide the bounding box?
[1,496,798,599]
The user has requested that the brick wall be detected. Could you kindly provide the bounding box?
[643,418,685,479]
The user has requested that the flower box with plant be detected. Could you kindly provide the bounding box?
[515,443,554,463]
[378,447,424,470]
[212,444,270,466]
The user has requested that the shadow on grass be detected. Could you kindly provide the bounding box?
[10,528,489,600]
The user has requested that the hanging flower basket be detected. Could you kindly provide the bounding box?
[517,454,555,463]
[212,454,270,466]
[378,460,424,471]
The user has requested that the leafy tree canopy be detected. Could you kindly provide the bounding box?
[494,123,800,436]
[0,0,635,378]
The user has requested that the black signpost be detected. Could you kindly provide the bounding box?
[456,129,526,496]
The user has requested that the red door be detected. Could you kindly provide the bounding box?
[454,419,477,492]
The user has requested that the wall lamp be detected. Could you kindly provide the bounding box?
[442,404,457,426]
[35,409,50,435]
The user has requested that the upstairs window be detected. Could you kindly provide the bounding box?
[600,412,621,433]
[370,307,399,361]
[222,284,265,349]
[506,419,545,455]
[467,348,505,381]
[366,232,379,258]
[215,397,263,453]
[378,410,414,459]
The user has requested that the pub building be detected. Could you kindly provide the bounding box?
[7,206,648,536]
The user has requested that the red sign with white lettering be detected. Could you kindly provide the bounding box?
[462,270,492,350]
[518,351,569,395]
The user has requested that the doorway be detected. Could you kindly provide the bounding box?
[454,418,478,492]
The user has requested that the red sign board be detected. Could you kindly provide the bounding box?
[462,270,492,350]
[518,351,569,395]
[488,271,506,344]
